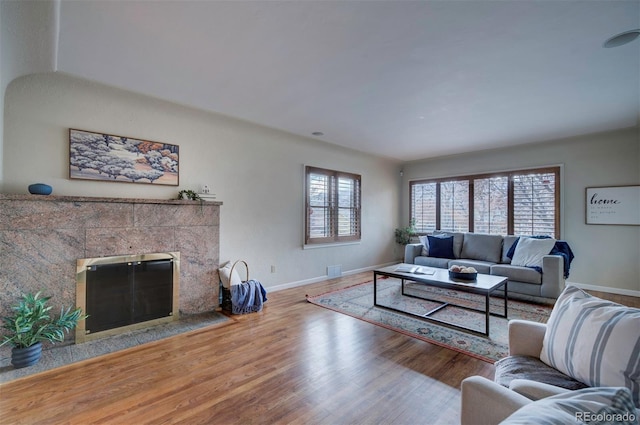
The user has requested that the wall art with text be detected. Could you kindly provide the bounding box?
[585,185,639,225]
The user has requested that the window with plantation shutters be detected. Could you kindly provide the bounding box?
[409,167,560,238]
[440,180,470,232]
[513,170,558,237]
[305,166,361,244]
[474,176,508,235]
[410,182,436,233]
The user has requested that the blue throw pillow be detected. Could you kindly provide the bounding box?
[427,235,455,259]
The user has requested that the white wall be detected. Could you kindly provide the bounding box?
[401,127,640,294]
[1,0,60,191]
[3,73,401,289]
[1,1,3,185]
[4,72,639,295]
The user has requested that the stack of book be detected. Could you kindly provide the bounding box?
[199,193,217,201]
[394,264,436,275]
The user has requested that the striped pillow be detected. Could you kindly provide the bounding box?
[540,285,640,407]
[500,387,638,425]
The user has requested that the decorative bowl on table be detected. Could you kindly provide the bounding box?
[449,271,477,281]
[448,265,477,281]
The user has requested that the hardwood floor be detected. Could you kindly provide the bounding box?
[584,289,640,308]
[1,272,637,425]
[0,272,494,424]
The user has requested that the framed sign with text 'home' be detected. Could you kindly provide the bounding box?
[585,185,639,225]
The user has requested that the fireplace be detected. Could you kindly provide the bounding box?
[1,194,221,345]
[75,252,180,343]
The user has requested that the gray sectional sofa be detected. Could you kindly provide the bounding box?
[404,231,566,301]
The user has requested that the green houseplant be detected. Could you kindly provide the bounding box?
[177,189,201,201]
[1,291,85,368]
[394,219,417,245]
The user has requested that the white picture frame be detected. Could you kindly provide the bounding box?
[585,185,640,225]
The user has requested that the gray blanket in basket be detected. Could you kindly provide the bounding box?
[231,279,268,314]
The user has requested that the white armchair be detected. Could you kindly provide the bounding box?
[460,320,571,425]
[461,376,572,425]
[506,319,546,357]
[461,285,640,424]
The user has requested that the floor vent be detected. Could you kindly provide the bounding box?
[327,265,342,278]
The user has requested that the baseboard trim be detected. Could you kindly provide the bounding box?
[269,268,640,299]
[567,281,640,298]
[269,261,398,293]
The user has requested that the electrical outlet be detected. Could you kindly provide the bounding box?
[271,265,276,273]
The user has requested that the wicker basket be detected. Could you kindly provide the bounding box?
[220,260,249,312]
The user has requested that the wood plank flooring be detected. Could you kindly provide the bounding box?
[0,272,637,425]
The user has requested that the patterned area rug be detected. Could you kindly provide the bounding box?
[306,278,552,363]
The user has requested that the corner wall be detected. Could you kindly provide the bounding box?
[1,0,60,191]
[401,127,640,294]
[3,73,401,289]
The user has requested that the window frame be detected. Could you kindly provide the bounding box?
[409,166,560,238]
[305,166,361,245]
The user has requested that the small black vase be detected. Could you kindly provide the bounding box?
[11,342,42,368]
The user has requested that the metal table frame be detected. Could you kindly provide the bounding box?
[373,266,508,337]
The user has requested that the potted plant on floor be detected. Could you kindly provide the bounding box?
[1,291,85,368]
[395,218,417,245]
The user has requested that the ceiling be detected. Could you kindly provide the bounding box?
[53,0,639,161]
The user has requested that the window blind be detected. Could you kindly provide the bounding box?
[305,166,361,244]
[409,167,560,238]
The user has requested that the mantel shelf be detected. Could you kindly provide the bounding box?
[0,193,223,206]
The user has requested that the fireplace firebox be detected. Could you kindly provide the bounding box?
[76,252,180,343]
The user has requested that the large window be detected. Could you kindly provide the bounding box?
[474,176,508,234]
[305,166,361,244]
[440,180,470,232]
[410,167,560,237]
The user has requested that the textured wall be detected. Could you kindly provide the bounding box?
[0,194,221,328]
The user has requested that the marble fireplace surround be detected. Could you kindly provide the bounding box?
[0,194,222,344]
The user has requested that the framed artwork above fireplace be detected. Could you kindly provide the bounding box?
[69,128,179,186]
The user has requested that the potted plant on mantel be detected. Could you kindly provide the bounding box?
[0,291,85,368]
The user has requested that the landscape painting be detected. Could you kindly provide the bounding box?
[69,129,179,186]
